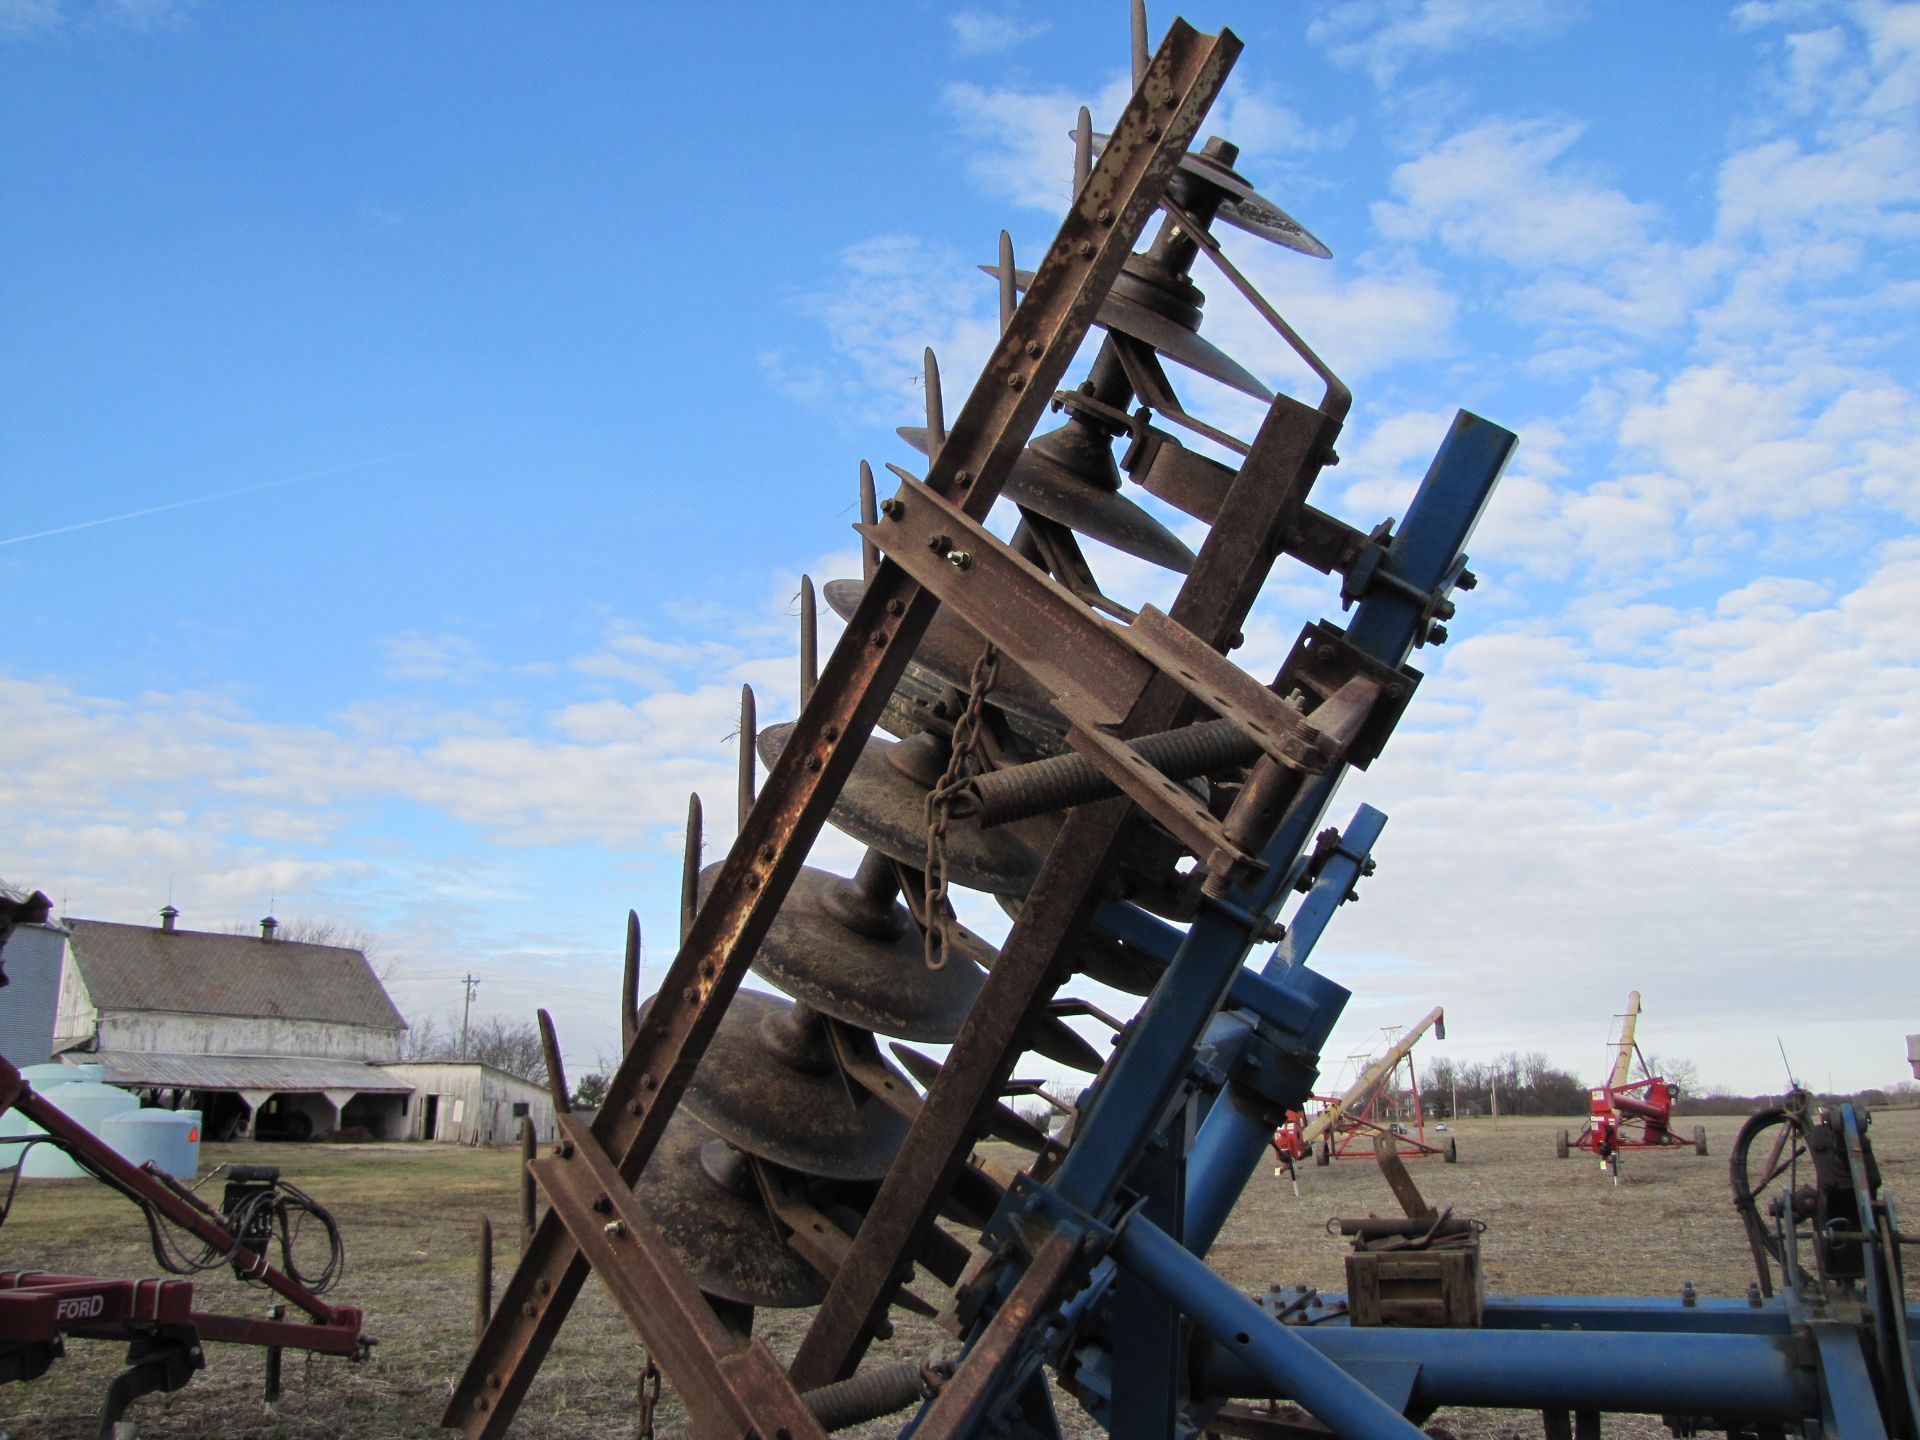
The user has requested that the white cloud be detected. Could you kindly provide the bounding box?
[949,9,1048,58]
[1324,537,1920,1088]
[378,630,494,684]
[1308,0,1589,87]
[0,0,60,37]
[762,234,1003,430]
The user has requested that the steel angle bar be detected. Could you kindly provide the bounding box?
[522,1118,830,1440]
[446,20,1246,1436]
[860,473,1155,728]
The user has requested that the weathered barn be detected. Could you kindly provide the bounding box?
[53,909,413,1140]
[380,1060,558,1145]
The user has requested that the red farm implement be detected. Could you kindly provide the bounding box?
[1283,1007,1457,1167]
[1555,990,1707,1176]
[0,895,368,1436]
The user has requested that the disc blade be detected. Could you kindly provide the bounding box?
[985,266,1270,401]
[631,1110,828,1308]
[895,427,1195,573]
[699,861,991,1043]
[756,722,1041,897]
[1087,132,1333,259]
[669,990,912,1182]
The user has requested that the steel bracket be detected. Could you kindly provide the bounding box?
[1272,621,1419,773]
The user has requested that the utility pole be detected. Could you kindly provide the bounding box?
[459,974,480,1060]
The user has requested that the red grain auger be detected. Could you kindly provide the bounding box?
[1555,990,1706,1176]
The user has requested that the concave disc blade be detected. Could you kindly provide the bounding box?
[632,1110,828,1308]
[698,860,989,1043]
[988,266,1271,402]
[669,990,910,1182]
[1088,132,1333,259]
[895,428,1195,574]
[756,722,1041,897]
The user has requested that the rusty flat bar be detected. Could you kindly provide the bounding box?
[791,370,1340,1391]
[907,1226,1081,1440]
[443,19,1243,1436]
[515,1118,829,1440]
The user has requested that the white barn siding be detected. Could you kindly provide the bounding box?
[93,1012,401,1062]
[380,1062,556,1145]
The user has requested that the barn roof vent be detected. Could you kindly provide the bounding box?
[260,915,278,942]
[159,905,179,933]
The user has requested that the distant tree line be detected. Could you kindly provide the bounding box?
[1420,1052,1591,1117]
[399,1013,548,1087]
[1421,1051,1917,1118]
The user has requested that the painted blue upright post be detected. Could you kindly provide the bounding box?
[1182,808,1383,1254]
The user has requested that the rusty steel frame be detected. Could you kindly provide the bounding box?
[442,20,1244,1437]
[789,393,1344,1391]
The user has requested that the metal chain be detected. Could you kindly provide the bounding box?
[921,644,999,970]
[637,1350,661,1440]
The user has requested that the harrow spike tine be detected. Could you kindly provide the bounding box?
[923,347,946,457]
[799,576,818,705]
[1131,0,1149,90]
[888,1041,942,1094]
[739,684,758,820]
[681,792,704,945]
[859,460,879,581]
[999,230,1018,332]
[536,1008,570,1114]
[884,461,922,488]
[1074,109,1093,198]
[475,1215,493,1341]
[519,1115,537,1245]
[622,909,641,1053]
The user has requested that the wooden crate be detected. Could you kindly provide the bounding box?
[1344,1247,1483,1327]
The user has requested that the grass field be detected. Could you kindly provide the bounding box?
[1,1109,1913,1438]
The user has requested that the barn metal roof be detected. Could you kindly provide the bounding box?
[63,919,406,1031]
[86,1052,414,1094]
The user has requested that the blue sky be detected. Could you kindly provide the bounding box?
[3,0,1915,1095]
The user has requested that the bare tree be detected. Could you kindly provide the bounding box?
[1642,1054,1701,1095]
[465,1015,548,1086]
[398,1014,453,1061]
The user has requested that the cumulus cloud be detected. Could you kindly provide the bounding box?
[761,234,1003,430]
[1308,0,1589,87]
[949,9,1048,58]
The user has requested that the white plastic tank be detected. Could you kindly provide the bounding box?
[99,1108,202,1180]
[15,1062,100,1089]
[3,1080,142,1178]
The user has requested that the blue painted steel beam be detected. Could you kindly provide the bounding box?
[1183,806,1385,1253]
[1112,1215,1428,1440]
[1192,1324,1820,1420]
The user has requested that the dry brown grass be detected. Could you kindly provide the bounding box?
[1,1110,1913,1438]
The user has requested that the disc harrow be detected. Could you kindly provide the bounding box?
[448,11,1917,1440]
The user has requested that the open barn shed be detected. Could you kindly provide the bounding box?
[52,910,412,1140]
